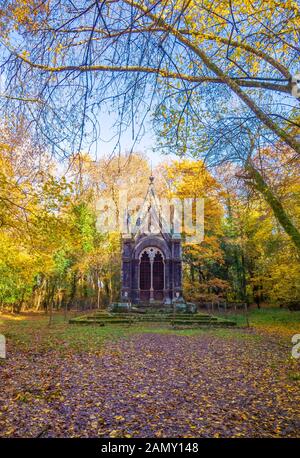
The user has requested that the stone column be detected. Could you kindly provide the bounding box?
[163,260,170,304]
[149,257,154,303]
[131,259,140,304]
[121,235,133,302]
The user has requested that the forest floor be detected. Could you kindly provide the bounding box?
[0,308,299,438]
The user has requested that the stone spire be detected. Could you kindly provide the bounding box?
[149,161,154,185]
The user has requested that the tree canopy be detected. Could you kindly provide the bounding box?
[0,2,299,312]
[0,0,299,156]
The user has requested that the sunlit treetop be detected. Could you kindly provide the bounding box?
[0,1,299,157]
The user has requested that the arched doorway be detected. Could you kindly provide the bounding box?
[153,251,164,300]
[139,251,151,301]
[139,248,164,302]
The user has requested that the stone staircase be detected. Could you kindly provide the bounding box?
[69,310,236,327]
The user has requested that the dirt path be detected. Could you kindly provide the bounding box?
[0,333,299,437]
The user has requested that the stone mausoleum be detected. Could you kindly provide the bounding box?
[121,176,182,305]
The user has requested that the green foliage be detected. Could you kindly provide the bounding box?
[72,202,96,254]
[0,131,299,312]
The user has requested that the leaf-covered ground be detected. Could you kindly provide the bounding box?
[0,312,299,438]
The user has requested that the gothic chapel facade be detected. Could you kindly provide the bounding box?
[121,176,182,305]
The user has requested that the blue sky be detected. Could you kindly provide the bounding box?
[92,110,175,166]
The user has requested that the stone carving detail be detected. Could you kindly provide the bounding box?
[123,243,131,256]
[123,265,130,286]
[139,247,163,261]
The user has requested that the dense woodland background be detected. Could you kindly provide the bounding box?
[1,123,299,314]
[1,1,300,442]
[0,1,299,314]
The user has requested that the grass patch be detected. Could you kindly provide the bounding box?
[0,314,136,352]
[1,313,256,353]
[0,307,299,353]
[288,372,300,382]
[215,307,300,333]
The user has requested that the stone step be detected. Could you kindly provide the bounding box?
[84,319,219,325]
[138,302,164,307]
[69,317,236,327]
[69,312,236,327]
[92,312,212,318]
[89,315,217,321]
[69,318,131,324]
[172,320,236,327]
[70,316,234,324]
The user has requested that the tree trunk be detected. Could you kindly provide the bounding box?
[109,277,112,303]
[246,162,300,251]
[64,299,68,321]
[48,282,55,326]
[68,271,77,310]
[240,251,247,302]
[35,278,46,311]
